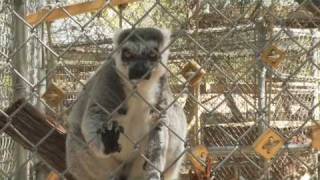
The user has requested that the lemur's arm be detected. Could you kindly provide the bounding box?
[144,121,169,179]
[144,75,171,179]
[81,63,126,156]
[81,99,124,157]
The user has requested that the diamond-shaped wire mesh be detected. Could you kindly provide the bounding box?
[1,0,320,180]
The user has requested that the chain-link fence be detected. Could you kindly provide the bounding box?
[1,0,320,179]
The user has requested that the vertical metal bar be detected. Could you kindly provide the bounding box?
[311,31,320,129]
[193,15,202,145]
[34,23,46,111]
[310,30,320,180]
[119,5,123,28]
[12,1,28,100]
[34,23,49,180]
[256,20,268,133]
[256,19,269,179]
[12,0,28,180]
[34,1,50,177]
[195,84,201,144]
[0,1,16,179]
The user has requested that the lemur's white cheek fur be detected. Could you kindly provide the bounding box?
[114,54,129,79]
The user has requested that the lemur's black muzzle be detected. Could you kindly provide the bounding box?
[128,61,151,80]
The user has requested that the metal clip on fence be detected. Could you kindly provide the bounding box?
[261,45,286,69]
[253,128,285,160]
[181,61,206,88]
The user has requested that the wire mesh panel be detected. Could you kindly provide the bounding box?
[0,1,17,179]
[0,0,320,180]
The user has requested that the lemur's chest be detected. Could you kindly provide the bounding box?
[115,81,159,160]
[118,96,152,126]
[117,93,156,137]
[117,80,159,128]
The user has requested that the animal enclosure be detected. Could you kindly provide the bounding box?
[1,0,320,179]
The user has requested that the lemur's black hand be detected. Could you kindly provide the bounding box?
[99,121,124,155]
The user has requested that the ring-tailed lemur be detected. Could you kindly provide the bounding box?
[66,27,187,180]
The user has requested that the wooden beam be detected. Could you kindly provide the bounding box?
[26,0,138,25]
[0,99,75,180]
[171,82,316,95]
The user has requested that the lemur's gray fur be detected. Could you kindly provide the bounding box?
[66,28,187,180]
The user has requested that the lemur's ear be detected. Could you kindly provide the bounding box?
[113,27,171,49]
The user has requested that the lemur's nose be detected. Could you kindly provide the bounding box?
[129,62,151,80]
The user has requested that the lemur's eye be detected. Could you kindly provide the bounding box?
[122,49,134,59]
[149,48,159,60]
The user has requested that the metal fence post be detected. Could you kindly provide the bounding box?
[256,18,269,179]
[310,31,320,180]
[12,0,28,179]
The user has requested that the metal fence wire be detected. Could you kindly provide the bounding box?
[1,0,320,179]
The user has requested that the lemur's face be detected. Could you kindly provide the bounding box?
[114,28,170,82]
